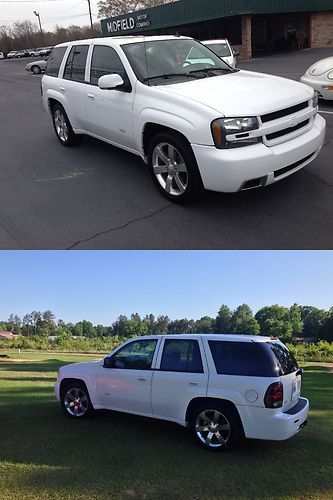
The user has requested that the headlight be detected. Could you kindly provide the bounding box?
[327,70,333,80]
[211,117,260,149]
[312,91,319,108]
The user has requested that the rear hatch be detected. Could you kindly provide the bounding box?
[265,341,301,412]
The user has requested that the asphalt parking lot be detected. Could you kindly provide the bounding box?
[0,47,332,249]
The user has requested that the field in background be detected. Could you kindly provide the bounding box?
[0,353,332,499]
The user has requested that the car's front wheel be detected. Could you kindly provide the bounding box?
[148,132,204,204]
[31,65,41,74]
[52,104,80,147]
[61,381,94,419]
[191,403,243,451]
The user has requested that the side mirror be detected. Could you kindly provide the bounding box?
[103,356,113,368]
[233,50,240,57]
[98,73,124,90]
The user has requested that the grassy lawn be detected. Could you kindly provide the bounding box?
[0,352,332,499]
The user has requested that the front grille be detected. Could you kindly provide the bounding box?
[274,153,314,178]
[266,119,310,141]
[261,101,308,123]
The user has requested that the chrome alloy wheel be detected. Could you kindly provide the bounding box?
[53,109,69,143]
[152,142,188,196]
[64,387,88,417]
[195,409,231,448]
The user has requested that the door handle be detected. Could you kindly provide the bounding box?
[59,86,65,92]
[87,93,95,99]
[137,377,146,382]
[189,382,199,386]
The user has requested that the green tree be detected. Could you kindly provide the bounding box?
[193,316,214,333]
[230,304,260,335]
[321,307,333,342]
[301,306,327,339]
[289,303,303,337]
[214,305,233,333]
[255,305,292,338]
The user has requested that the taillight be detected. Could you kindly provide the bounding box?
[264,382,283,408]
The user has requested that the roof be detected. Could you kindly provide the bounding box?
[56,35,191,48]
[101,0,333,37]
[123,334,275,343]
[0,331,20,339]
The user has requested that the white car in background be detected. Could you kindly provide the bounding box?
[25,57,48,74]
[300,56,333,100]
[202,39,239,67]
[0,52,4,60]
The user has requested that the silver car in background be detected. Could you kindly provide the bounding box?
[25,57,48,74]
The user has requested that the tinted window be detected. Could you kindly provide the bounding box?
[110,340,157,370]
[90,45,126,85]
[206,43,231,57]
[268,342,298,375]
[45,46,67,76]
[160,339,203,373]
[209,341,276,377]
[63,45,88,82]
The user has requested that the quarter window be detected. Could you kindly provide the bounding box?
[110,339,157,370]
[63,45,89,82]
[45,46,67,77]
[90,45,127,85]
[160,339,203,373]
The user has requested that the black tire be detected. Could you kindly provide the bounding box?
[31,65,41,74]
[191,402,244,452]
[51,103,81,147]
[61,381,94,419]
[148,131,204,204]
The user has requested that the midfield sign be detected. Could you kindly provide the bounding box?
[106,13,151,34]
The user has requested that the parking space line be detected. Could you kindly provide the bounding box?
[319,110,333,115]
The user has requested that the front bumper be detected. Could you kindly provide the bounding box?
[300,75,333,100]
[54,380,60,401]
[192,114,326,193]
[237,397,309,441]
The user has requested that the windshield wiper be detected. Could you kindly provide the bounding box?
[142,73,200,83]
[189,67,237,75]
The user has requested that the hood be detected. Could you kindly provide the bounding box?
[307,57,333,76]
[60,360,100,375]
[158,70,313,116]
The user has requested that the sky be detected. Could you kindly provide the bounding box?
[0,251,332,325]
[0,0,100,31]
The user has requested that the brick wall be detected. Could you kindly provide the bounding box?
[310,11,333,47]
[234,15,252,60]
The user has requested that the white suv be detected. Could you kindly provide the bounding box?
[42,35,325,203]
[54,334,309,451]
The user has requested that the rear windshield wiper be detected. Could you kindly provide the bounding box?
[142,73,200,83]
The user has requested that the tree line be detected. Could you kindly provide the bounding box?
[1,303,333,342]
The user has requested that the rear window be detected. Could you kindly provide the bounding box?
[268,342,298,375]
[208,341,277,377]
[45,46,67,77]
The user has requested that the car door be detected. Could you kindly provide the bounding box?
[95,338,159,414]
[60,44,89,130]
[151,338,209,422]
[84,44,136,150]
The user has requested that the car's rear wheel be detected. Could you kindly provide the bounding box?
[52,103,80,147]
[61,381,94,419]
[148,132,204,204]
[31,65,41,74]
[191,403,243,451]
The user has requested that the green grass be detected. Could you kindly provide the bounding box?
[0,353,332,499]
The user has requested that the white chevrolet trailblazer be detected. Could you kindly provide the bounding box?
[54,334,309,451]
[42,36,326,203]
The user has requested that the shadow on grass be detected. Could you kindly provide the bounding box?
[0,364,332,498]
[0,359,70,374]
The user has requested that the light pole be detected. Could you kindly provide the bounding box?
[87,0,93,35]
[33,11,43,35]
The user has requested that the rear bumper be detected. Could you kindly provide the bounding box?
[192,114,326,192]
[237,397,309,441]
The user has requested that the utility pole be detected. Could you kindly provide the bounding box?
[87,0,94,35]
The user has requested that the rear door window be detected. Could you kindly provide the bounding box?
[160,339,203,373]
[63,45,89,82]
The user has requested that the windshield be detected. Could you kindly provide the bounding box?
[121,39,233,84]
[206,42,231,58]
